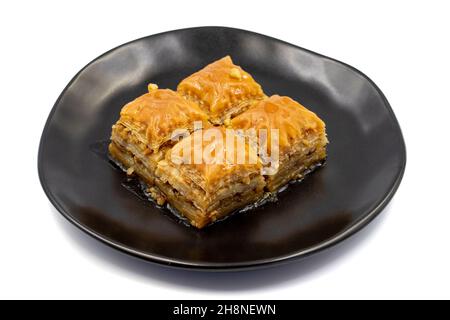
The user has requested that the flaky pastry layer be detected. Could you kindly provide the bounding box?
[117,89,208,152]
[109,57,328,229]
[177,56,265,124]
[230,95,328,191]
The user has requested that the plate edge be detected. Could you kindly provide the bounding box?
[37,26,407,271]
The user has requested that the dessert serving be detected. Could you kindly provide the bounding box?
[109,56,328,228]
[177,56,266,125]
[229,95,328,192]
[109,88,209,187]
[155,127,266,228]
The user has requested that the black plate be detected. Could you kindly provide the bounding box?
[38,27,406,270]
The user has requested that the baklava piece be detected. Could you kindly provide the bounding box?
[230,95,328,192]
[155,127,266,228]
[109,86,209,186]
[177,56,265,125]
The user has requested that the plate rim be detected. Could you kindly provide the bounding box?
[38,26,407,271]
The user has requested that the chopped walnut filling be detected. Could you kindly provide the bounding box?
[147,83,158,92]
[229,68,242,80]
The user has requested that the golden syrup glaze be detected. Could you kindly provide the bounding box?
[177,56,265,124]
[230,95,327,156]
[118,89,208,151]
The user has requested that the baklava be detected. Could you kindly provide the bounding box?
[109,57,328,229]
[230,95,328,191]
[155,127,266,228]
[177,56,266,125]
[109,87,209,186]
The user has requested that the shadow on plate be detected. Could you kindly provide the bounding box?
[51,203,389,291]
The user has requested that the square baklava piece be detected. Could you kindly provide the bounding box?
[177,56,266,125]
[229,95,328,192]
[109,87,209,186]
[155,127,266,228]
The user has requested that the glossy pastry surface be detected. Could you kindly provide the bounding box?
[117,88,208,152]
[177,56,265,124]
[109,57,328,228]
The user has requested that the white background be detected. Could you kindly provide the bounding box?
[1,0,449,300]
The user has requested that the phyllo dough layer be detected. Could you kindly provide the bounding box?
[177,56,265,125]
[230,95,328,191]
[108,141,167,186]
[155,127,266,228]
[114,88,208,153]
